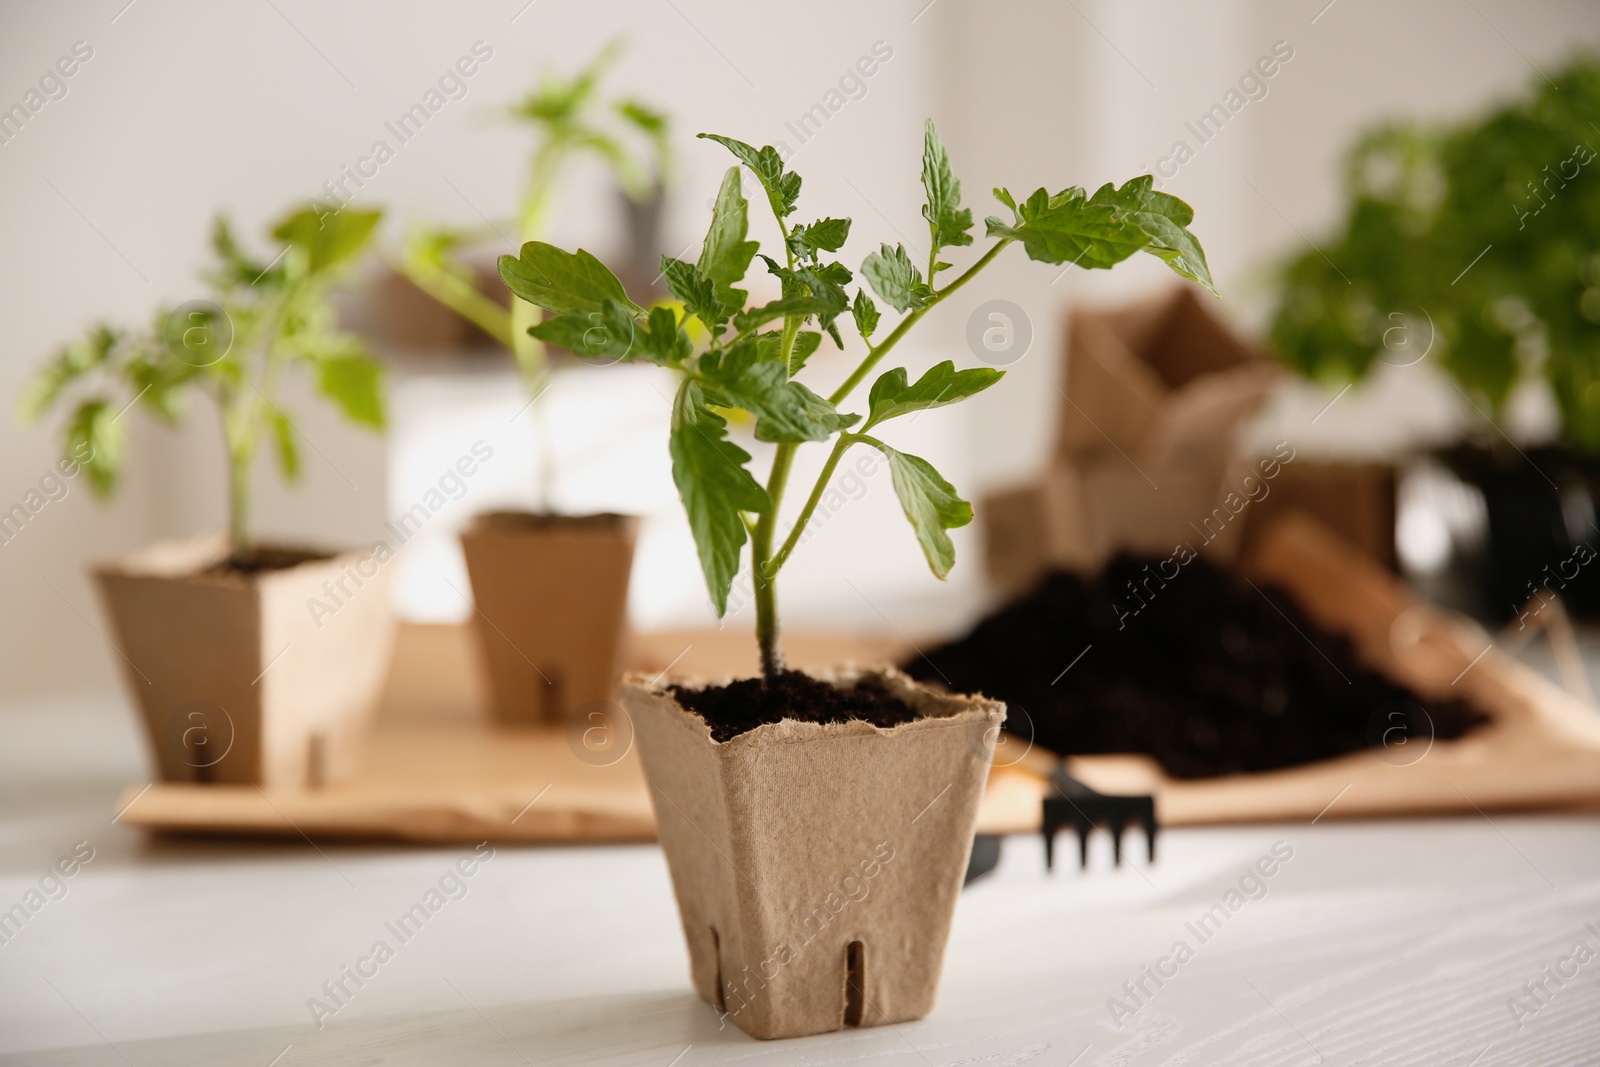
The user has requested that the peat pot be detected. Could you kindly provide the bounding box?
[460,511,637,724]
[620,666,1004,1040]
[94,533,395,787]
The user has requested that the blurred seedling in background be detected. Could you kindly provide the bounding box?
[19,205,386,564]
[396,41,670,508]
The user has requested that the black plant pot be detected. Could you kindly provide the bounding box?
[1437,444,1600,621]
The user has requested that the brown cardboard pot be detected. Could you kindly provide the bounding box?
[460,511,637,724]
[620,666,1004,1040]
[93,533,395,787]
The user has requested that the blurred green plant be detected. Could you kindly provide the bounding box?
[396,42,669,503]
[501,121,1214,681]
[1269,53,1600,452]
[18,205,386,558]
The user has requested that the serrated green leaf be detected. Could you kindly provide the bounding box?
[499,241,641,316]
[788,217,852,262]
[697,342,856,442]
[315,350,385,429]
[861,438,971,579]
[811,261,853,286]
[698,133,802,219]
[65,399,125,498]
[1089,176,1216,294]
[527,300,640,361]
[17,326,119,423]
[271,204,383,276]
[670,381,770,617]
[211,216,275,288]
[862,244,934,313]
[269,406,300,482]
[788,331,822,374]
[852,290,880,341]
[660,256,723,328]
[732,289,850,334]
[638,305,693,365]
[921,120,973,261]
[752,329,822,373]
[984,186,1144,269]
[698,167,759,313]
[865,360,1004,430]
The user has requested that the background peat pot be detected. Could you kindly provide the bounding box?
[982,288,1277,591]
[93,534,395,787]
[622,666,1004,1041]
[460,511,637,724]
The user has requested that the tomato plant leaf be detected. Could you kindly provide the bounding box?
[670,381,770,616]
[499,241,642,316]
[865,360,1004,430]
[697,166,759,314]
[698,133,802,219]
[984,186,1143,268]
[861,437,971,579]
[862,243,933,313]
[852,289,880,341]
[272,205,383,275]
[921,120,973,262]
[65,399,125,498]
[1090,176,1215,294]
[314,350,386,429]
[697,342,857,442]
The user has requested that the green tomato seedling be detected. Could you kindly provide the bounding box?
[499,121,1215,681]
[19,205,386,560]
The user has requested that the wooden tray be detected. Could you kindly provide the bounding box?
[115,628,931,843]
[982,513,1600,830]
[116,514,1600,841]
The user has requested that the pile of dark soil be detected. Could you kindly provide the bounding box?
[904,555,1491,779]
[671,670,918,744]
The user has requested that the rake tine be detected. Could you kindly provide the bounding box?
[1041,761,1159,873]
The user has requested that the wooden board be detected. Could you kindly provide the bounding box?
[116,515,1600,841]
[115,627,931,843]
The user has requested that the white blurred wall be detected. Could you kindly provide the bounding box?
[0,0,1595,699]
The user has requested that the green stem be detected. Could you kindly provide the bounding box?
[752,442,796,681]
[828,238,1011,406]
[393,250,513,347]
[512,143,566,510]
[221,388,253,556]
[768,434,855,575]
[750,210,801,682]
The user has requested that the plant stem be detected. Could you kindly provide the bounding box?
[750,214,801,683]
[747,238,1017,619]
[515,145,563,511]
[221,387,254,557]
[751,442,796,681]
[767,434,855,575]
[828,238,1010,406]
[393,250,513,347]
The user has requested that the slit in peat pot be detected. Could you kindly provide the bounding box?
[710,926,726,1014]
[844,940,865,1027]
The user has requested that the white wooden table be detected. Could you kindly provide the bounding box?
[3,692,1598,1065]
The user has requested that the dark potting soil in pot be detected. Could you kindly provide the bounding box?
[207,546,332,576]
[478,510,630,531]
[671,670,919,743]
[903,554,1491,779]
